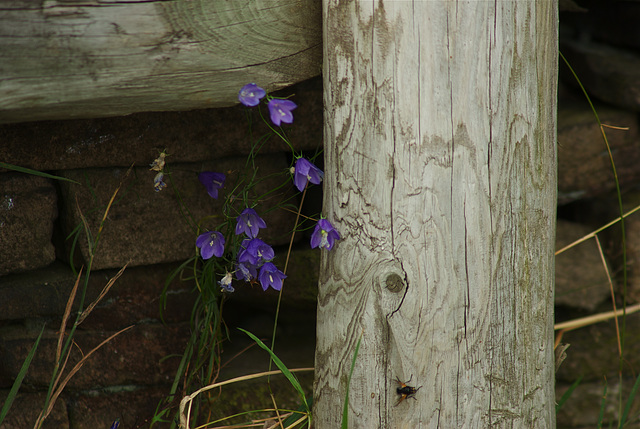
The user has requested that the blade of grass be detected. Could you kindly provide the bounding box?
[598,379,608,429]
[0,162,80,184]
[239,329,309,412]
[556,376,582,413]
[618,371,640,428]
[0,324,45,425]
[341,333,362,429]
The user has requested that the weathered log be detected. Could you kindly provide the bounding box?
[0,0,321,124]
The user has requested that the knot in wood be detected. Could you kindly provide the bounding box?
[384,273,404,293]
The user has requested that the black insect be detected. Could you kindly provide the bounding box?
[394,375,422,406]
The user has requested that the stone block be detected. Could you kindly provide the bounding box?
[556,377,640,428]
[0,261,195,329]
[0,324,189,390]
[557,101,640,204]
[561,38,640,112]
[0,77,322,171]
[0,390,68,429]
[0,173,57,276]
[67,386,170,429]
[622,192,640,304]
[556,314,640,382]
[555,220,612,311]
[56,154,299,270]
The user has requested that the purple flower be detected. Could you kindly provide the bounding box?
[219,272,234,292]
[258,262,287,291]
[235,208,267,238]
[196,231,225,260]
[153,172,167,192]
[110,420,120,429]
[238,83,266,107]
[293,158,324,192]
[268,99,297,126]
[238,238,274,266]
[310,219,340,251]
[235,261,257,282]
[198,172,226,199]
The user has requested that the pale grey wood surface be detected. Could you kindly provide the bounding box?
[315,1,557,427]
[0,0,321,124]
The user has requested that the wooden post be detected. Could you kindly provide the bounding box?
[315,1,557,427]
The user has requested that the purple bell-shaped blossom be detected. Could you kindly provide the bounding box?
[196,231,225,260]
[310,219,340,251]
[258,262,287,291]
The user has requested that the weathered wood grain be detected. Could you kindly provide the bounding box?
[315,1,557,427]
[0,0,321,123]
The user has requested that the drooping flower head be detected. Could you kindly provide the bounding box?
[238,83,266,107]
[196,231,225,260]
[235,208,267,238]
[237,238,274,266]
[235,261,258,282]
[149,152,167,172]
[310,219,340,251]
[292,158,324,192]
[258,262,287,291]
[218,271,235,293]
[198,171,226,199]
[153,172,167,192]
[268,99,297,126]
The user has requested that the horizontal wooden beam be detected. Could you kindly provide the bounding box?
[0,0,321,124]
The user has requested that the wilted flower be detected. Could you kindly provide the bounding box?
[235,261,257,282]
[238,83,266,107]
[292,158,324,192]
[149,152,166,171]
[310,219,340,251]
[238,238,274,266]
[196,231,225,260]
[268,99,297,126]
[198,171,226,199]
[258,262,287,291]
[218,271,234,292]
[235,208,267,238]
[153,172,167,192]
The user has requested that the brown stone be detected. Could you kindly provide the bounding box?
[0,324,189,390]
[557,101,640,204]
[555,219,612,311]
[621,191,640,304]
[556,377,640,428]
[560,38,640,112]
[0,390,68,429]
[67,386,169,429]
[56,154,299,270]
[0,77,323,172]
[555,315,640,382]
[0,173,57,276]
[0,261,196,329]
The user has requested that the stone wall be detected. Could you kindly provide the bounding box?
[3,2,640,426]
[0,78,323,428]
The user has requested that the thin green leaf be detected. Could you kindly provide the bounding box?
[342,333,363,429]
[556,375,582,413]
[618,372,640,428]
[239,328,309,412]
[0,324,45,425]
[0,162,79,184]
[597,380,607,429]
